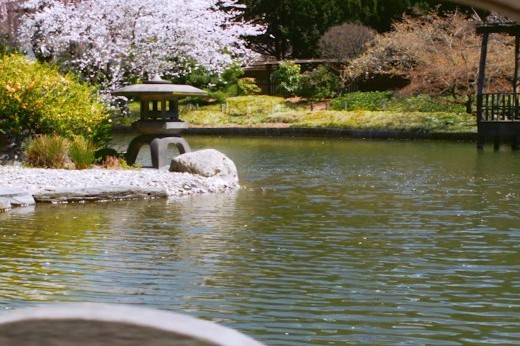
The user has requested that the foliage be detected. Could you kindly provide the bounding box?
[295,110,475,133]
[207,91,228,104]
[94,147,120,162]
[231,0,476,59]
[23,134,126,169]
[99,155,134,170]
[387,94,465,113]
[346,11,513,110]
[18,0,262,96]
[237,78,261,95]
[94,147,135,169]
[297,65,340,99]
[271,61,302,97]
[0,53,111,146]
[176,91,228,111]
[318,22,375,88]
[325,0,476,32]
[69,136,97,170]
[178,63,244,93]
[181,95,475,133]
[182,95,294,125]
[232,0,340,58]
[331,92,466,113]
[331,92,393,111]
[318,23,376,61]
[23,134,70,169]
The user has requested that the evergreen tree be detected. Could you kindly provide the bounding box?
[235,0,342,59]
[233,0,477,59]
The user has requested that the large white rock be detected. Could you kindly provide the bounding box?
[169,149,239,185]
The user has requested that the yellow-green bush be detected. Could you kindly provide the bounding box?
[237,78,261,95]
[0,53,111,145]
[24,134,100,169]
[69,136,97,169]
[24,135,70,169]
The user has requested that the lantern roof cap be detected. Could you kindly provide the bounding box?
[146,75,171,84]
[112,76,207,97]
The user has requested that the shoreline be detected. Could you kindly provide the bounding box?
[113,125,477,142]
[0,166,238,211]
[0,125,480,212]
[187,127,477,141]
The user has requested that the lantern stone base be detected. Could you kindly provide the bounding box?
[125,135,191,169]
[133,120,188,135]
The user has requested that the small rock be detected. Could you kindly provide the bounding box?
[0,187,36,207]
[0,197,11,211]
[169,149,238,185]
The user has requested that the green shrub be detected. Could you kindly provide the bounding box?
[207,91,227,104]
[95,147,121,163]
[331,91,393,111]
[99,155,135,170]
[237,78,261,95]
[181,90,227,106]
[178,62,244,95]
[0,53,111,147]
[298,65,340,99]
[331,92,466,113]
[271,61,301,97]
[69,136,97,169]
[386,94,466,113]
[24,135,70,169]
[24,134,101,169]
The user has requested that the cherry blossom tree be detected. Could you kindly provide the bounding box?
[17,0,262,95]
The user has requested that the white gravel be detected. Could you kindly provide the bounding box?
[0,166,238,197]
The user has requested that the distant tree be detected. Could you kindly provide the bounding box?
[318,22,376,88]
[230,0,476,60]
[232,0,343,59]
[297,64,340,99]
[345,11,513,112]
[271,61,302,97]
[319,23,376,61]
[333,0,482,32]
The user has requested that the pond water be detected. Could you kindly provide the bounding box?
[1,136,519,345]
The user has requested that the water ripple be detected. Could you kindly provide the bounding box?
[1,138,520,345]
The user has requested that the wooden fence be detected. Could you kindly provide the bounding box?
[478,92,520,121]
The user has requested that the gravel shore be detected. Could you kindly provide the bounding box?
[0,166,238,198]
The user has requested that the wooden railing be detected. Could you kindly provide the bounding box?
[478,92,520,121]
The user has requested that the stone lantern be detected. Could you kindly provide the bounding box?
[112,76,206,168]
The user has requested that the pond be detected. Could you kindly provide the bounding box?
[1,136,519,345]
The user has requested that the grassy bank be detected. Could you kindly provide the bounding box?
[121,95,476,133]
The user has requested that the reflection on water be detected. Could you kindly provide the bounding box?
[1,137,519,345]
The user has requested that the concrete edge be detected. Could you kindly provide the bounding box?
[112,126,477,142]
[184,127,478,141]
[33,186,168,204]
[0,303,264,346]
[0,186,168,212]
[113,126,477,141]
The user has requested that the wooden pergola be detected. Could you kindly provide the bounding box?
[476,23,520,149]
